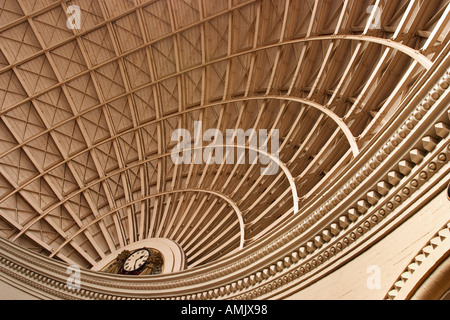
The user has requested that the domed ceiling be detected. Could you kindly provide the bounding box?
[0,0,447,270]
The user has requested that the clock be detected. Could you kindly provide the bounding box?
[123,249,150,272]
[102,247,164,275]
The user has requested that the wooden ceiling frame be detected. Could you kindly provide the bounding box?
[0,0,447,268]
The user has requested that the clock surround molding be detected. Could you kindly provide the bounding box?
[92,238,186,274]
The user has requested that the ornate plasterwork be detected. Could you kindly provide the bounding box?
[384,222,450,300]
[0,59,448,299]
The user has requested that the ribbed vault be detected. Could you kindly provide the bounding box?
[0,0,448,269]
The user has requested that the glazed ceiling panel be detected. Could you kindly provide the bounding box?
[0,0,448,269]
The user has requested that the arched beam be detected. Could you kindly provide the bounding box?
[48,188,245,259]
[13,140,298,245]
[1,95,357,207]
[250,96,359,157]
[0,33,433,118]
[311,35,433,70]
[184,143,299,214]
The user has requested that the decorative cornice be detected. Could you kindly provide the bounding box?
[384,222,450,300]
[231,131,450,300]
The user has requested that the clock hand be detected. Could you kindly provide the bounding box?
[137,255,146,264]
[133,255,147,269]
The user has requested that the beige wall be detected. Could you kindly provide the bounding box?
[0,276,39,300]
[286,189,450,300]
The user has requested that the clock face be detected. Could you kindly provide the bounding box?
[123,249,150,272]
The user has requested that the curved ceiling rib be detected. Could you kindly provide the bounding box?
[294,35,433,69]
[12,141,295,245]
[0,95,352,208]
[0,32,433,118]
[48,187,245,258]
